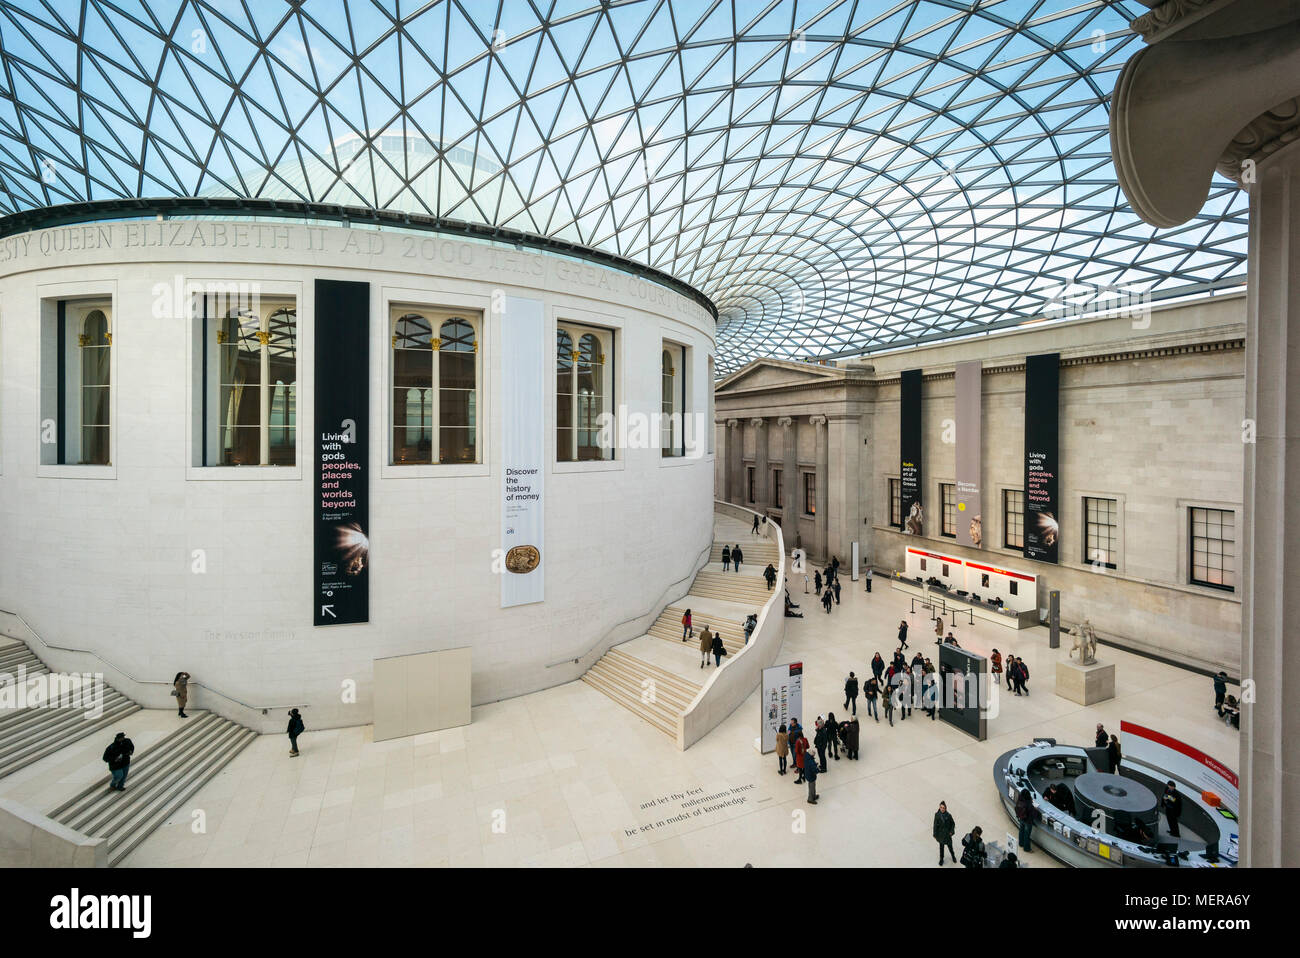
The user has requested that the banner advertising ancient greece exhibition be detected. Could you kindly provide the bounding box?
[501,295,546,607]
[955,360,982,548]
[900,368,923,535]
[1023,353,1060,564]
[314,279,371,626]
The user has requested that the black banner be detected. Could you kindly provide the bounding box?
[938,643,987,740]
[1024,352,1060,563]
[899,368,923,535]
[314,279,370,626]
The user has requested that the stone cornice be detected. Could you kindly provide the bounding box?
[1217,97,1300,181]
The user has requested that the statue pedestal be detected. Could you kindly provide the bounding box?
[1055,659,1115,706]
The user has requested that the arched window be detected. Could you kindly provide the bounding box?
[390,308,481,464]
[661,349,676,456]
[557,324,613,462]
[212,302,297,466]
[79,309,111,465]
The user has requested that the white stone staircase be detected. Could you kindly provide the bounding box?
[0,639,142,780]
[581,648,702,739]
[47,710,257,867]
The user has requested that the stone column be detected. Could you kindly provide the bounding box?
[725,419,740,504]
[810,414,828,561]
[751,417,767,510]
[778,416,797,529]
[1110,5,1300,866]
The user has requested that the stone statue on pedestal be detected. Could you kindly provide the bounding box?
[1070,619,1098,666]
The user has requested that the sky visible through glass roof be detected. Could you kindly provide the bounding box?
[0,0,1248,371]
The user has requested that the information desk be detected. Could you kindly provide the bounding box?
[890,574,1037,630]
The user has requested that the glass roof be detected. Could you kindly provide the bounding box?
[0,0,1247,371]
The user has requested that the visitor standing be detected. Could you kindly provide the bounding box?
[699,626,713,669]
[871,652,885,686]
[832,578,841,605]
[775,724,789,776]
[752,513,760,535]
[764,563,777,591]
[933,801,956,865]
[882,682,895,726]
[732,544,743,573]
[960,826,987,868]
[287,708,305,758]
[844,671,859,715]
[864,676,880,722]
[865,566,873,593]
[721,544,731,571]
[711,631,726,668]
[813,718,829,772]
[990,649,1002,684]
[821,589,833,614]
[846,716,860,760]
[793,727,808,784]
[1213,671,1228,715]
[804,739,819,804]
[1108,733,1122,773]
[102,731,134,792]
[681,608,693,641]
[1162,780,1183,837]
[1015,787,1036,853]
[814,570,823,595]
[825,711,840,761]
[1095,724,1108,749]
[898,619,909,650]
[172,671,190,718]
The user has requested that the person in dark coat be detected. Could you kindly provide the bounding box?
[102,731,134,791]
[752,513,760,534]
[1213,672,1228,714]
[845,716,860,760]
[814,570,823,595]
[1108,733,1122,773]
[711,631,726,668]
[933,801,956,865]
[813,718,829,772]
[287,708,305,757]
[1162,780,1184,837]
[793,729,808,784]
[864,676,880,722]
[172,671,190,718]
[825,711,840,760]
[843,672,859,714]
[1095,723,1109,749]
[821,589,833,613]
[832,578,841,605]
[803,738,819,804]
[764,563,777,591]
[882,681,895,726]
[731,544,743,573]
[999,852,1020,869]
[721,544,731,571]
[1018,658,1030,694]
[1015,787,1037,852]
[898,620,909,650]
[871,652,885,685]
[960,826,987,868]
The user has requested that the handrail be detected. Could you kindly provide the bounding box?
[0,608,305,714]
[543,537,712,669]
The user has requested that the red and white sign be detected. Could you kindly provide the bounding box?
[1120,721,1239,808]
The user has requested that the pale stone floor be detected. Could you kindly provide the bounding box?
[4,560,1240,868]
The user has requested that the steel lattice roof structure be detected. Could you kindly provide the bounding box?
[0,0,1248,371]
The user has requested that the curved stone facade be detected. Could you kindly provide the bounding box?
[0,220,716,727]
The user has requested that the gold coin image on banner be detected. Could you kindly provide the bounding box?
[505,545,541,574]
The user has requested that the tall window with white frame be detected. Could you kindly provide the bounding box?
[1083,496,1118,569]
[47,298,114,466]
[661,341,686,457]
[1003,489,1025,550]
[556,322,614,462]
[196,294,297,466]
[390,307,481,465]
[941,483,957,537]
[1190,507,1235,591]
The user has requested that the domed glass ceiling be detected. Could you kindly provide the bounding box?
[0,0,1247,371]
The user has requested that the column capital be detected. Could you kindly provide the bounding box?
[1110,9,1300,226]
[749,417,766,429]
[809,414,828,428]
[726,418,740,429]
[777,416,794,428]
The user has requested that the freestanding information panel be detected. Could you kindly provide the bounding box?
[314,279,370,627]
[761,662,803,753]
[938,644,987,740]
